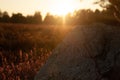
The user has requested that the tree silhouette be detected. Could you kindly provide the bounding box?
[96,0,120,22]
[108,0,120,22]
[0,10,2,22]
[0,8,119,25]
[0,10,2,17]
[43,13,55,24]
[11,13,26,23]
[1,11,10,23]
[33,11,42,24]
[26,15,34,24]
[65,13,74,25]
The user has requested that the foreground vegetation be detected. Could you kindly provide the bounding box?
[0,23,73,80]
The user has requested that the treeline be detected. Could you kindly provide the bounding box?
[66,9,119,25]
[0,11,42,24]
[0,9,119,25]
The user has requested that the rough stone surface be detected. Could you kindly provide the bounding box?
[35,23,120,80]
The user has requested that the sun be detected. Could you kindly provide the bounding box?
[46,0,103,16]
[49,0,81,16]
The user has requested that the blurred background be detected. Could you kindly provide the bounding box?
[0,0,120,80]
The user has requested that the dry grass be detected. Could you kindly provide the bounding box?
[0,23,74,80]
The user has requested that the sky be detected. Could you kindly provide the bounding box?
[0,0,102,18]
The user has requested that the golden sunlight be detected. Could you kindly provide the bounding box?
[0,0,102,17]
[48,0,81,16]
[46,0,102,16]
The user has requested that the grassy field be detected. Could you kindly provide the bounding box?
[0,23,74,80]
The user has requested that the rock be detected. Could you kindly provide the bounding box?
[35,23,120,80]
